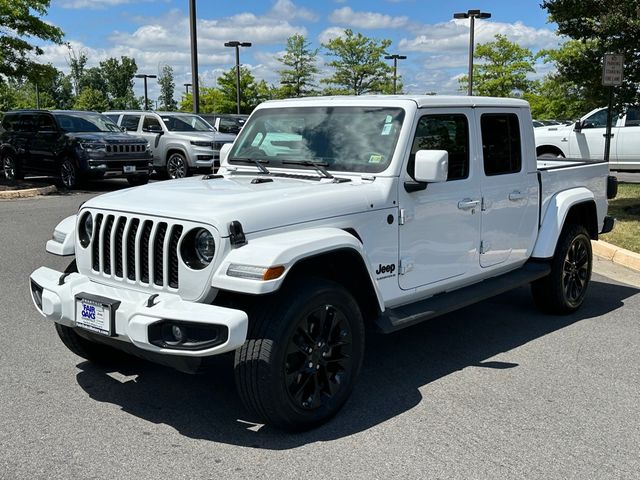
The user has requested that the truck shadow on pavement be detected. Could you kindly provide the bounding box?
[74,279,638,449]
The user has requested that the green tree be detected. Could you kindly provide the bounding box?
[459,34,536,97]
[321,29,393,95]
[73,87,109,112]
[216,66,263,114]
[67,48,87,96]
[0,0,64,80]
[157,64,177,110]
[542,0,640,106]
[99,56,139,109]
[277,34,319,98]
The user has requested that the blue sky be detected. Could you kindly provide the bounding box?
[40,0,561,100]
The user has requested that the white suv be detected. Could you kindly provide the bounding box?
[105,111,235,178]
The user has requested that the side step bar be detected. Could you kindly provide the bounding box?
[376,261,551,334]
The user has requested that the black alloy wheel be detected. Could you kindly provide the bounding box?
[561,233,590,306]
[60,159,78,189]
[3,154,19,180]
[166,153,188,179]
[284,304,353,410]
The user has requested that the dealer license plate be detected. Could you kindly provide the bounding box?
[75,295,114,336]
[123,165,136,173]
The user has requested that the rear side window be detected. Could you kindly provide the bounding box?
[625,107,640,127]
[1,114,20,132]
[122,115,141,131]
[481,113,522,176]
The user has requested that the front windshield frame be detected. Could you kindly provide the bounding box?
[56,112,122,133]
[228,106,406,174]
[161,114,214,132]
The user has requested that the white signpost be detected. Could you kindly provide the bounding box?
[602,54,624,161]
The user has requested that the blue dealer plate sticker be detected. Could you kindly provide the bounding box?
[75,297,111,336]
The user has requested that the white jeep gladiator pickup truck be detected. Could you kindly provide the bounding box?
[30,96,617,431]
[535,106,640,170]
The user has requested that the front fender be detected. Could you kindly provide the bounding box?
[211,227,384,310]
[46,215,76,256]
[531,187,594,259]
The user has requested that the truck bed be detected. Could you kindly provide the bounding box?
[537,158,610,232]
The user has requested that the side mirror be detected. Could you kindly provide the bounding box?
[219,143,233,166]
[574,120,583,132]
[143,124,163,134]
[414,150,448,183]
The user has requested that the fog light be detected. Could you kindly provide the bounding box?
[171,325,185,343]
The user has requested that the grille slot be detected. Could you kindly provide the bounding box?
[168,225,182,288]
[153,223,168,286]
[87,212,186,290]
[91,214,103,271]
[139,220,153,284]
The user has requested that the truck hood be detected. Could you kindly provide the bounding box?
[68,132,147,144]
[83,174,390,235]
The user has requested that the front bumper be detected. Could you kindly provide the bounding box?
[83,158,153,178]
[29,266,248,357]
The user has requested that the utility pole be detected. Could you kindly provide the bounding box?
[189,0,200,113]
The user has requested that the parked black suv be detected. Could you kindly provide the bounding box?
[0,110,152,188]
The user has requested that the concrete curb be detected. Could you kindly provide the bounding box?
[592,240,640,272]
[0,184,57,200]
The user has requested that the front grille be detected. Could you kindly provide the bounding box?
[106,144,146,153]
[89,214,184,290]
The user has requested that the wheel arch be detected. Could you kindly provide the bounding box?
[536,144,566,158]
[532,188,598,259]
[211,227,385,320]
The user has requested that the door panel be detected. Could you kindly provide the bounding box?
[613,108,640,170]
[476,110,539,269]
[569,108,613,160]
[398,110,481,290]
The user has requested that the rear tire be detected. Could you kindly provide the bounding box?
[3,153,23,180]
[234,278,365,431]
[531,224,592,314]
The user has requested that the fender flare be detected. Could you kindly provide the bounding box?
[531,187,595,259]
[211,227,385,311]
[46,215,76,256]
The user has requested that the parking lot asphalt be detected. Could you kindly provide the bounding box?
[1,185,639,480]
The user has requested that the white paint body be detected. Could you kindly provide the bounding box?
[32,96,611,357]
[535,106,640,171]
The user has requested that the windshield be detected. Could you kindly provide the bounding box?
[161,115,213,132]
[228,106,405,173]
[56,113,121,133]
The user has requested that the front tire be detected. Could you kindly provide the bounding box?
[234,278,365,431]
[59,159,78,189]
[165,153,188,179]
[531,224,592,314]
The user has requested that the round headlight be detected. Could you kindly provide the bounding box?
[195,229,215,264]
[79,212,93,248]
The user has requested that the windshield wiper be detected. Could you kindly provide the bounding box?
[229,157,271,174]
[282,159,334,179]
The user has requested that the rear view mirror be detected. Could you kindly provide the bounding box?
[574,120,582,132]
[413,150,448,183]
[220,143,233,165]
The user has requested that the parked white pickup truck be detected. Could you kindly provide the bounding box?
[535,106,640,170]
[30,96,616,431]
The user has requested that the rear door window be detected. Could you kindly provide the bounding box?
[481,113,522,176]
[36,114,57,131]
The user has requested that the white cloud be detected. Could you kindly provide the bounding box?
[270,0,318,22]
[60,0,159,9]
[317,27,347,45]
[400,19,558,53]
[329,7,409,29]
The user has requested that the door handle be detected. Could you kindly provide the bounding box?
[509,191,525,201]
[602,133,615,138]
[458,198,480,210]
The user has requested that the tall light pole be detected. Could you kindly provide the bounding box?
[189,0,199,113]
[184,83,192,94]
[384,54,407,94]
[224,41,252,114]
[453,9,491,96]
[135,74,157,110]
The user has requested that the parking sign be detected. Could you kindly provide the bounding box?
[602,54,624,86]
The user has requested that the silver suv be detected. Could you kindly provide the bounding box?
[105,111,235,178]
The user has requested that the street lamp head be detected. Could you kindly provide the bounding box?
[135,74,157,79]
[453,10,491,19]
[453,12,469,19]
[240,42,252,48]
[224,41,240,47]
[398,55,407,60]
